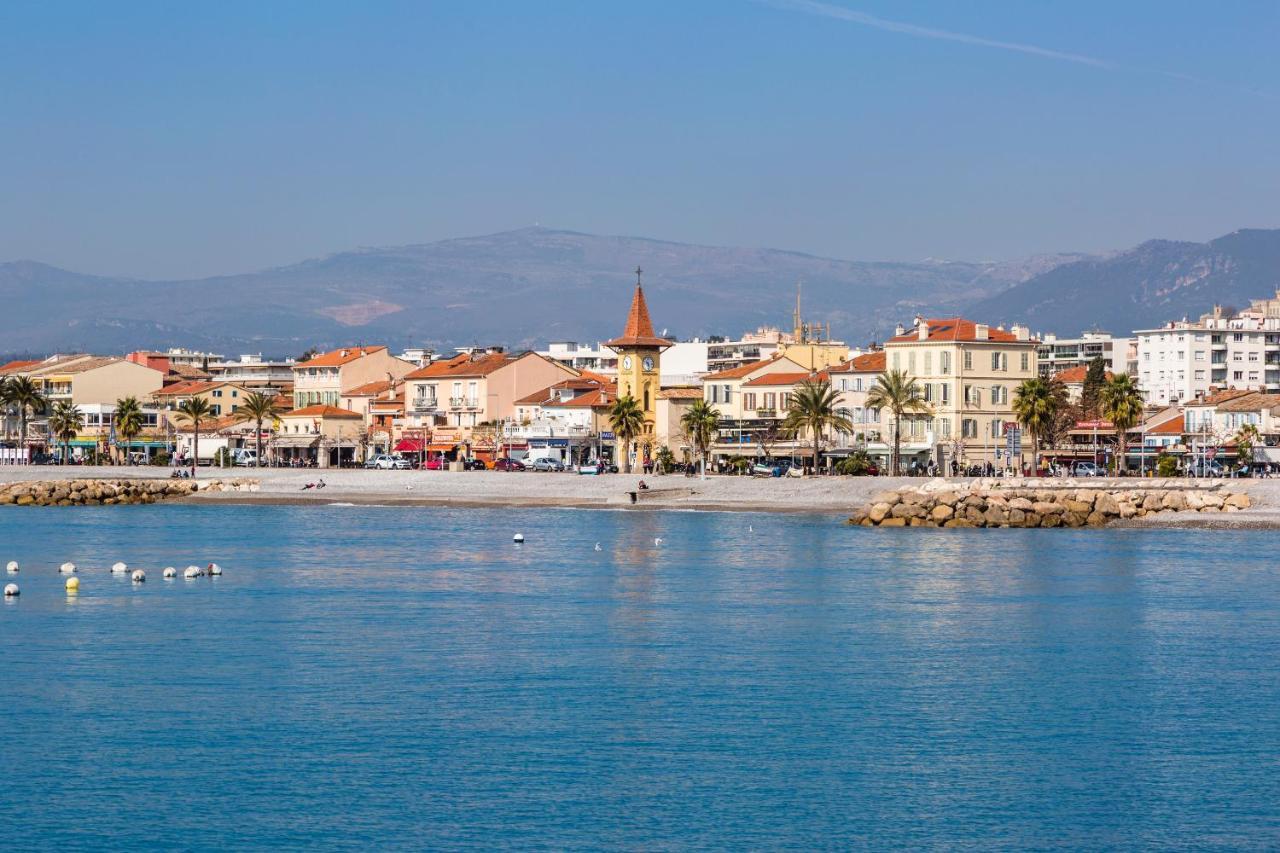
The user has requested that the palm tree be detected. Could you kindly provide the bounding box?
[1012,377,1068,471]
[1235,422,1260,471]
[865,369,931,476]
[782,378,853,475]
[114,395,144,465]
[1098,374,1145,475]
[239,391,280,468]
[680,398,721,480]
[47,400,84,465]
[3,376,47,460]
[175,396,216,476]
[608,395,645,474]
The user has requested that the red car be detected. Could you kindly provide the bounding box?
[493,458,526,471]
[419,456,448,470]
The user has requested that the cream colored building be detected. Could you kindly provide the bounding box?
[292,346,415,410]
[884,317,1038,470]
[275,404,364,467]
[21,355,165,407]
[699,355,809,460]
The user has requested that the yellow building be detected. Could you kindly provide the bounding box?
[604,269,672,464]
[884,317,1038,471]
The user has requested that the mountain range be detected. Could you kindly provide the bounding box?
[1,226,1278,358]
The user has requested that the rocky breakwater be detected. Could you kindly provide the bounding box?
[849,479,1253,528]
[0,478,260,507]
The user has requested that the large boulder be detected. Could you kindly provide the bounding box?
[868,503,893,523]
[1225,493,1252,509]
[931,504,955,522]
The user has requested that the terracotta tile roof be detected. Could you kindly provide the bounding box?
[285,404,363,418]
[58,356,123,375]
[605,285,673,348]
[154,380,235,397]
[743,371,813,387]
[169,363,212,380]
[0,359,41,374]
[702,356,796,381]
[1146,416,1185,435]
[658,387,703,400]
[1194,388,1256,406]
[830,351,886,373]
[887,318,1029,344]
[343,380,395,397]
[1053,365,1113,384]
[298,346,387,367]
[1218,392,1280,413]
[403,351,537,379]
[545,385,617,408]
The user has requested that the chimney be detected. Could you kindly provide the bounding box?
[917,320,929,341]
[340,349,349,358]
[974,324,989,341]
[894,323,906,337]
[1012,323,1030,341]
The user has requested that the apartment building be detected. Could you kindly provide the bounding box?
[153,380,254,419]
[291,346,415,410]
[402,349,579,434]
[1136,310,1280,406]
[885,317,1038,470]
[828,350,892,459]
[700,355,809,460]
[1037,331,1132,377]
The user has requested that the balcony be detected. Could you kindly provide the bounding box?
[448,397,481,410]
[411,397,441,414]
[754,408,778,418]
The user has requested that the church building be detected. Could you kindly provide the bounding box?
[605,268,672,466]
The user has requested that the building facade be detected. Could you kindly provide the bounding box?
[604,273,672,465]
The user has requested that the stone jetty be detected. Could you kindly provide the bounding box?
[0,478,259,507]
[849,479,1252,528]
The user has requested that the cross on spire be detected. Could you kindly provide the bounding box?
[635,265,643,287]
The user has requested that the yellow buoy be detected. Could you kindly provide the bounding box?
[65,576,80,592]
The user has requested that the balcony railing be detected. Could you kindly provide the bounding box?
[411,397,441,413]
[448,397,481,410]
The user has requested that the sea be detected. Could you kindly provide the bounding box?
[1,504,1277,850]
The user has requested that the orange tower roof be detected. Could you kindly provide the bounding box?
[605,269,673,349]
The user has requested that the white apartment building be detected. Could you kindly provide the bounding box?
[209,354,296,389]
[1037,331,1132,377]
[1136,303,1280,405]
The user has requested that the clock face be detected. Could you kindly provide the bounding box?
[643,357,654,371]
[623,356,633,370]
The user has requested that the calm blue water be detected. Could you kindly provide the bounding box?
[1,505,1278,850]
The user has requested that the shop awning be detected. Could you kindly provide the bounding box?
[394,438,425,453]
[426,443,455,452]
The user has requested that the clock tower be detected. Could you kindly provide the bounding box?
[605,267,672,463]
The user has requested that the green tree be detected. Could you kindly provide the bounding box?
[835,449,875,475]
[2,375,47,458]
[1012,377,1068,469]
[175,396,216,476]
[653,445,675,474]
[1235,422,1260,469]
[239,391,280,468]
[47,400,84,465]
[1080,357,1109,421]
[865,369,931,476]
[782,378,853,474]
[1098,374,1145,474]
[608,395,645,474]
[679,398,721,480]
[114,395,144,464]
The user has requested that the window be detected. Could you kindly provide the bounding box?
[1233,352,1243,362]
[212,390,223,398]
[892,352,900,370]
[991,352,1000,370]
[963,350,973,370]
[1234,333,1245,343]
[744,393,756,410]
[1020,352,1029,371]
[923,383,933,403]
[1194,370,1206,380]
[908,352,916,374]
[853,378,863,392]
[941,383,950,404]
[1250,352,1260,361]
[939,418,951,438]
[1234,371,1244,381]
[838,379,847,391]
[1195,351,1205,361]
[964,385,976,405]
[941,352,951,374]
[991,418,1005,438]
[924,353,932,374]
[962,418,977,438]
[763,393,776,409]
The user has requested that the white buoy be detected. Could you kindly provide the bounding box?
[5,560,17,574]
[513,533,525,544]
[748,525,753,533]
[65,576,79,592]
[111,561,128,574]
[59,562,77,574]
[3,583,18,597]
[163,567,177,579]
[131,569,146,583]
[654,537,664,546]
[183,566,201,579]
[207,562,222,576]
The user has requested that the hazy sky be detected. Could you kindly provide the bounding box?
[2,0,1277,279]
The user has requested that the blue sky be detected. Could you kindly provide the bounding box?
[1,0,1277,278]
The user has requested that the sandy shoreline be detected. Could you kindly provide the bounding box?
[1,466,1278,524]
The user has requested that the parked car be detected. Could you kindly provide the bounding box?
[529,457,565,472]
[1188,459,1226,478]
[463,457,488,471]
[232,448,259,467]
[493,457,526,472]
[365,454,411,470]
[419,456,449,471]
[1072,461,1102,477]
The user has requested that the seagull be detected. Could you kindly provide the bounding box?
[748,525,753,533]
[594,543,602,551]
[654,537,664,546]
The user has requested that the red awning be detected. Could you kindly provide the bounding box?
[394,438,425,453]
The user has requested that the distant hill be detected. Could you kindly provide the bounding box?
[0,227,1083,357]
[966,228,1280,336]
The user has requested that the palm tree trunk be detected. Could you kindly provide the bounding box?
[192,423,199,477]
[1116,429,1126,476]
[813,428,821,476]
[893,412,901,476]
[256,417,264,468]
[19,411,26,464]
